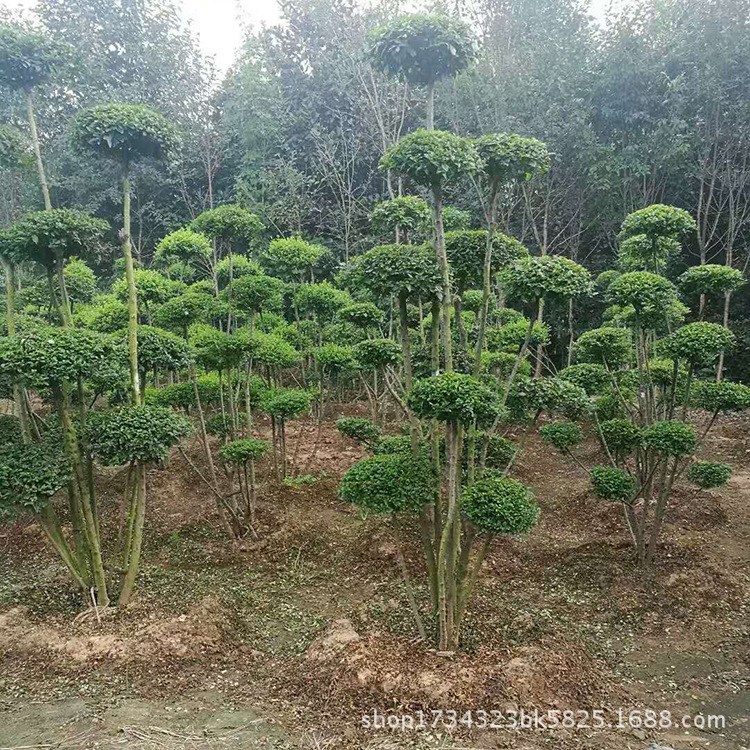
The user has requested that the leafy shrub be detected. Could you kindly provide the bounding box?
[373,435,413,455]
[135,325,194,373]
[314,344,356,374]
[261,388,312,420]
[486,318,550,352]
[219,438,269,464]
[687,461,731,489]
[574,326,631,367]
[232,273,284,315]
[338,302,383,329]
[480,350,532,379]
[500,255,591,303]
[215,255,262,287]
[0,414,22,445]
[515,377,590,419]
[154,228,211,267]
[339,453,435,513]
[618,204,696,242]
[539,421,582,452]
[679,264,744,297]
[336,417,381,445]
[0,441,70,517]
[445,230,527,290]
[691,380,750,412]
[606,272,678,328]
[599,418,641,457]
[0,24,68,90]
[590,466,636,502]
[462,476,539,535]
[370,196,430,238]
[408,372,499,426]
[663,322,734,365]
[558,363,609,395]
[153,292,208,333]
[253,333,301,369]
[640,420,696,456]
[474,132,550,182]
[262,238,323,281]
[191,205,263,246]
[87,405,191,465]
[354,338,400,370]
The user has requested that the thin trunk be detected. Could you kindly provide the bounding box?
[26,90,52,211]
[121,170,141,405]
[118,463,146,606]
[432,185,452,372]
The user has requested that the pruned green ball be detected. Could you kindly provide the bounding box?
[313,344,356,373]
[474,132,550,183]
[294,281,351,319]
[373,435,413,455]
[445,230,527,290]
[71,103,179,164]
[499,255,591,303]
[514,377,590,419]
[663,322,734,365]
[191,205,263,246]
[368,14,477,86]
[219,438,269,465]
[86,405,191,466]
[370,196,430,238]
[380,129,481,188]
[253,333,301,369]
[0,441,70,518]
[558,363,609,395]
[679,264,744,297]
[262,238,323,282]
[691,380,750,412]
[261,388,312,420]
[337,302,384,329]
[134,325,194,373]
[687,461,731,489]
[598,418,641,456]
[539,421,582,452]
[232,273,284,315]
[0,24,68,91]
[618,204,696,242]
[574,326,631,367]
[640,420,696,457]
[354,338,400,371]
[606,272,678,328]
[408,372,500,426]
[339,453,435,513]
[154,228,211,267]
[590,466,636,502]
[486,317,550,352]
[462,476,539,535]
[336,417,381,446]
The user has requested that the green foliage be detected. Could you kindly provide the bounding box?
[486,317,550,352]
[135,325,193,373]
[153,292,208,333]
[152,374,227,410]
[373,435,413,455]
[337,302,383,329]
[219,437,269,464]
[574,326,631,367]
[313,343,356,374]
[336,417,381,445]
[189,323,243,370]
[262,238,323,281]
[71,103,179,164]
[76,296,128,333]
[0,414,22,445]
[113,268,177,307]
[462,476,539,535]
[154,228,211,268]
[595,270,621,292]
[191,205,263,246]
[370,196,430,238]
[589,466,635,502]
[678,264,744,297]
[687,461,731,489]
[691,380,750,412]
[640,420,696,456]
[474,132,550,183]
[500,255,591,303]
[618,234,681,273]
[480,350,532,379]
[663,322,734,365]
[0,325,114,387]
[409,372,499,426]
[232,273,284,315]
[442,206,471,231]
[294,281,351,319]
[480,433,516,470]
[354,338,400,370]
[446,230,527,290]
[514,377,590,419]
[339,452,435,513]
[6,209,108,268]
[558,363,609,395]
[215,255,262,288]
[380,129,482,188]
[0,441,70,517]
[261,388,312,420]
[539,421,582,452]
[606,272,678,328]
[368,14,477,86]
[348,243,441,301]
[599,418,641,457]
[252,332,301,369]
[0,23,68,91]
[87,405,191,465]
[0,125,27,169]
[63,258,97,304]
[618,204,696,242]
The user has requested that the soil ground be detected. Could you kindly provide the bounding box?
[1,409,748,749]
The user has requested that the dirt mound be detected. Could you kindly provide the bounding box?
[0,596,228,663]
[298,628,615,710]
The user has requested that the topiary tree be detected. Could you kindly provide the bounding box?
[262,237,324,283]
[71,103,179,406]
[472,133,550,373]
[154,227,212,283]
[381,130,482,373]
[231,273,284,330]
[370,195,430,243]
[87,405,190,604]
[261,387,312,478]
[368,14,477,129]
[354,337,400,423]
[0,23,68,210]
[219,437,269,535]
[336,417,381,448]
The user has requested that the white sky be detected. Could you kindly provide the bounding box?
[3,0,623,73]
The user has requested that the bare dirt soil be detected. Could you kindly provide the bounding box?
[1,410,748,749]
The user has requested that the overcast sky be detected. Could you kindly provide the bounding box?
[4,0,623,73]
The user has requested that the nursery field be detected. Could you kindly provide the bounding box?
[1,409,748,750]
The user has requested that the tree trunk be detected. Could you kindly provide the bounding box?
[432,185,452,373]
[26,89,52,211]
[121,170,141,405]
